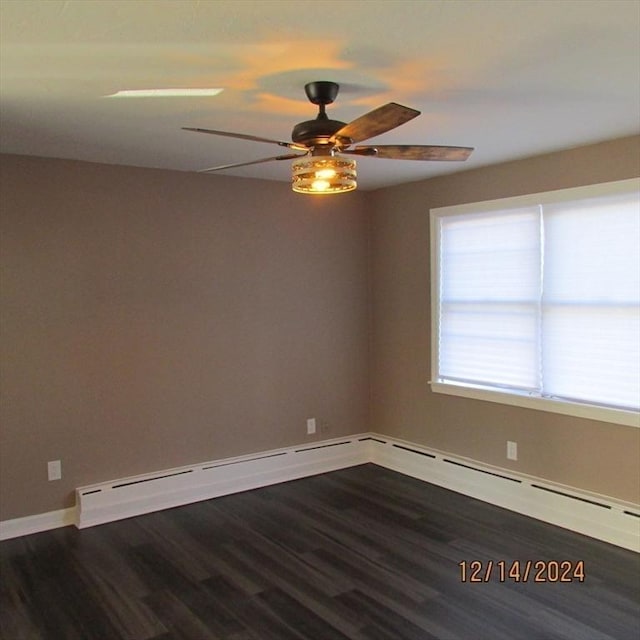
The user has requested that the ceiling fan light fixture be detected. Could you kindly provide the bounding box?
[291,156,357,195]
[184,81,473,186]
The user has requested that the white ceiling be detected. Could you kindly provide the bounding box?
[1,0,639,191]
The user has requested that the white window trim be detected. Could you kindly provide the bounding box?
[430,178,640,429]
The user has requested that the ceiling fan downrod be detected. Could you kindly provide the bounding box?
[291,81,348,148]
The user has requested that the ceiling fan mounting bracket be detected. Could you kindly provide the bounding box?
[304,81,339,106]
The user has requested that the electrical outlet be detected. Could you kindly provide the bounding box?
[306,418,316,435]
[507,441,518,461]
[320,422,329,434]
[47,460,62,481]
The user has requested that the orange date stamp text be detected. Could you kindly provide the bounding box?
[459,560,585,583]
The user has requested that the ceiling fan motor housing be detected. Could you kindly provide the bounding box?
[291,117,347,147]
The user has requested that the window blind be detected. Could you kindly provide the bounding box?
[439,207,542,391]
[542,193,640,410]
[436,187,640,413]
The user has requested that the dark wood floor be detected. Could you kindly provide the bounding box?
[1,464,639,640]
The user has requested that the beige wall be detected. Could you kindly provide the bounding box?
[2,136,639,521]
[0,155,370,519]
[368,135,640,503]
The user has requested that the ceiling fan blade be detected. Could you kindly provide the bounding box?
[331,103,420,145]
[198,153,305,173]
[345,145,474,161]
[183,127,308,152]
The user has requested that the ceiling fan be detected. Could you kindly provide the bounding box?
[183,81,474,194]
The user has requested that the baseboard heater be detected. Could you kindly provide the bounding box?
[367,435,639,552]
[76,437,369,529]
[68,433,639,552]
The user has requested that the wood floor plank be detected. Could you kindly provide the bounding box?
[336,589,441,640]
[4,542,123,639]
[200,575,306,640]
[256,588,353,640]
[142,588,222,640]
[2,464,639,640]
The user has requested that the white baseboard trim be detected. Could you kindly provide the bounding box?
[368,434,640,553]
[0,507,75,541]
[1,432,638,552]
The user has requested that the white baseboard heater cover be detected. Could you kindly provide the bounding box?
[76,436,370,529]
[367,436,639,553]
[8,432,637,552]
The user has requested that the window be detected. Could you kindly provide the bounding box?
[430,179,640,427]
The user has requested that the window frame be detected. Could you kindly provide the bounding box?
[429,178,640,428]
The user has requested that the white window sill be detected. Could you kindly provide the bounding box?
[430,381,640,428]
